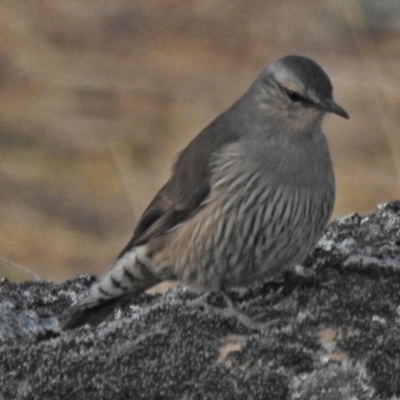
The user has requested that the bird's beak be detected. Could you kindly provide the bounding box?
[317,99,349,119]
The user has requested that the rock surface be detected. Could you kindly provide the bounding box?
[1,202,400,400]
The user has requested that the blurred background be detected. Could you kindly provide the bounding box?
[0,0,399,282]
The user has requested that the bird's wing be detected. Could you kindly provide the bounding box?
[117,113,239,257]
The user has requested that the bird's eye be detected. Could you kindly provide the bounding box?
[286,90,302,102]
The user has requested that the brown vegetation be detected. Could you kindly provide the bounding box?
[0,1,399,281]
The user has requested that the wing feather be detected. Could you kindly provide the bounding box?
[117,111,240,258]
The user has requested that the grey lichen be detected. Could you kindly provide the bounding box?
[0,202,400,399]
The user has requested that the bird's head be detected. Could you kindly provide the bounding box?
[254,55,349,135]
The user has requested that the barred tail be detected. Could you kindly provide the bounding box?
[61,246,158,330]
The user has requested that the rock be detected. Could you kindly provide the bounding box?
[1,202,400,399]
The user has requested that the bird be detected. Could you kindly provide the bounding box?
[61,55,349,330]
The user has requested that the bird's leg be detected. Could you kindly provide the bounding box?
[218,287,282,332]
[183,284,281,332]
[185,285,281,332]
[184,290,215,308]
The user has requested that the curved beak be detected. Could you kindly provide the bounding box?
[317,99,349,119]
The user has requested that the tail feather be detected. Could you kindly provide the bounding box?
[61,290,144,330]
[61,247,159,330]
[61,296,124,330]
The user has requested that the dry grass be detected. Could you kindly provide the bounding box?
[0,0,399,282]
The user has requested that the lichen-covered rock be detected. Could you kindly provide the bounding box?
[1,202,400,400]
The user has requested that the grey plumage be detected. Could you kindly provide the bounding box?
[61,55,349,330]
